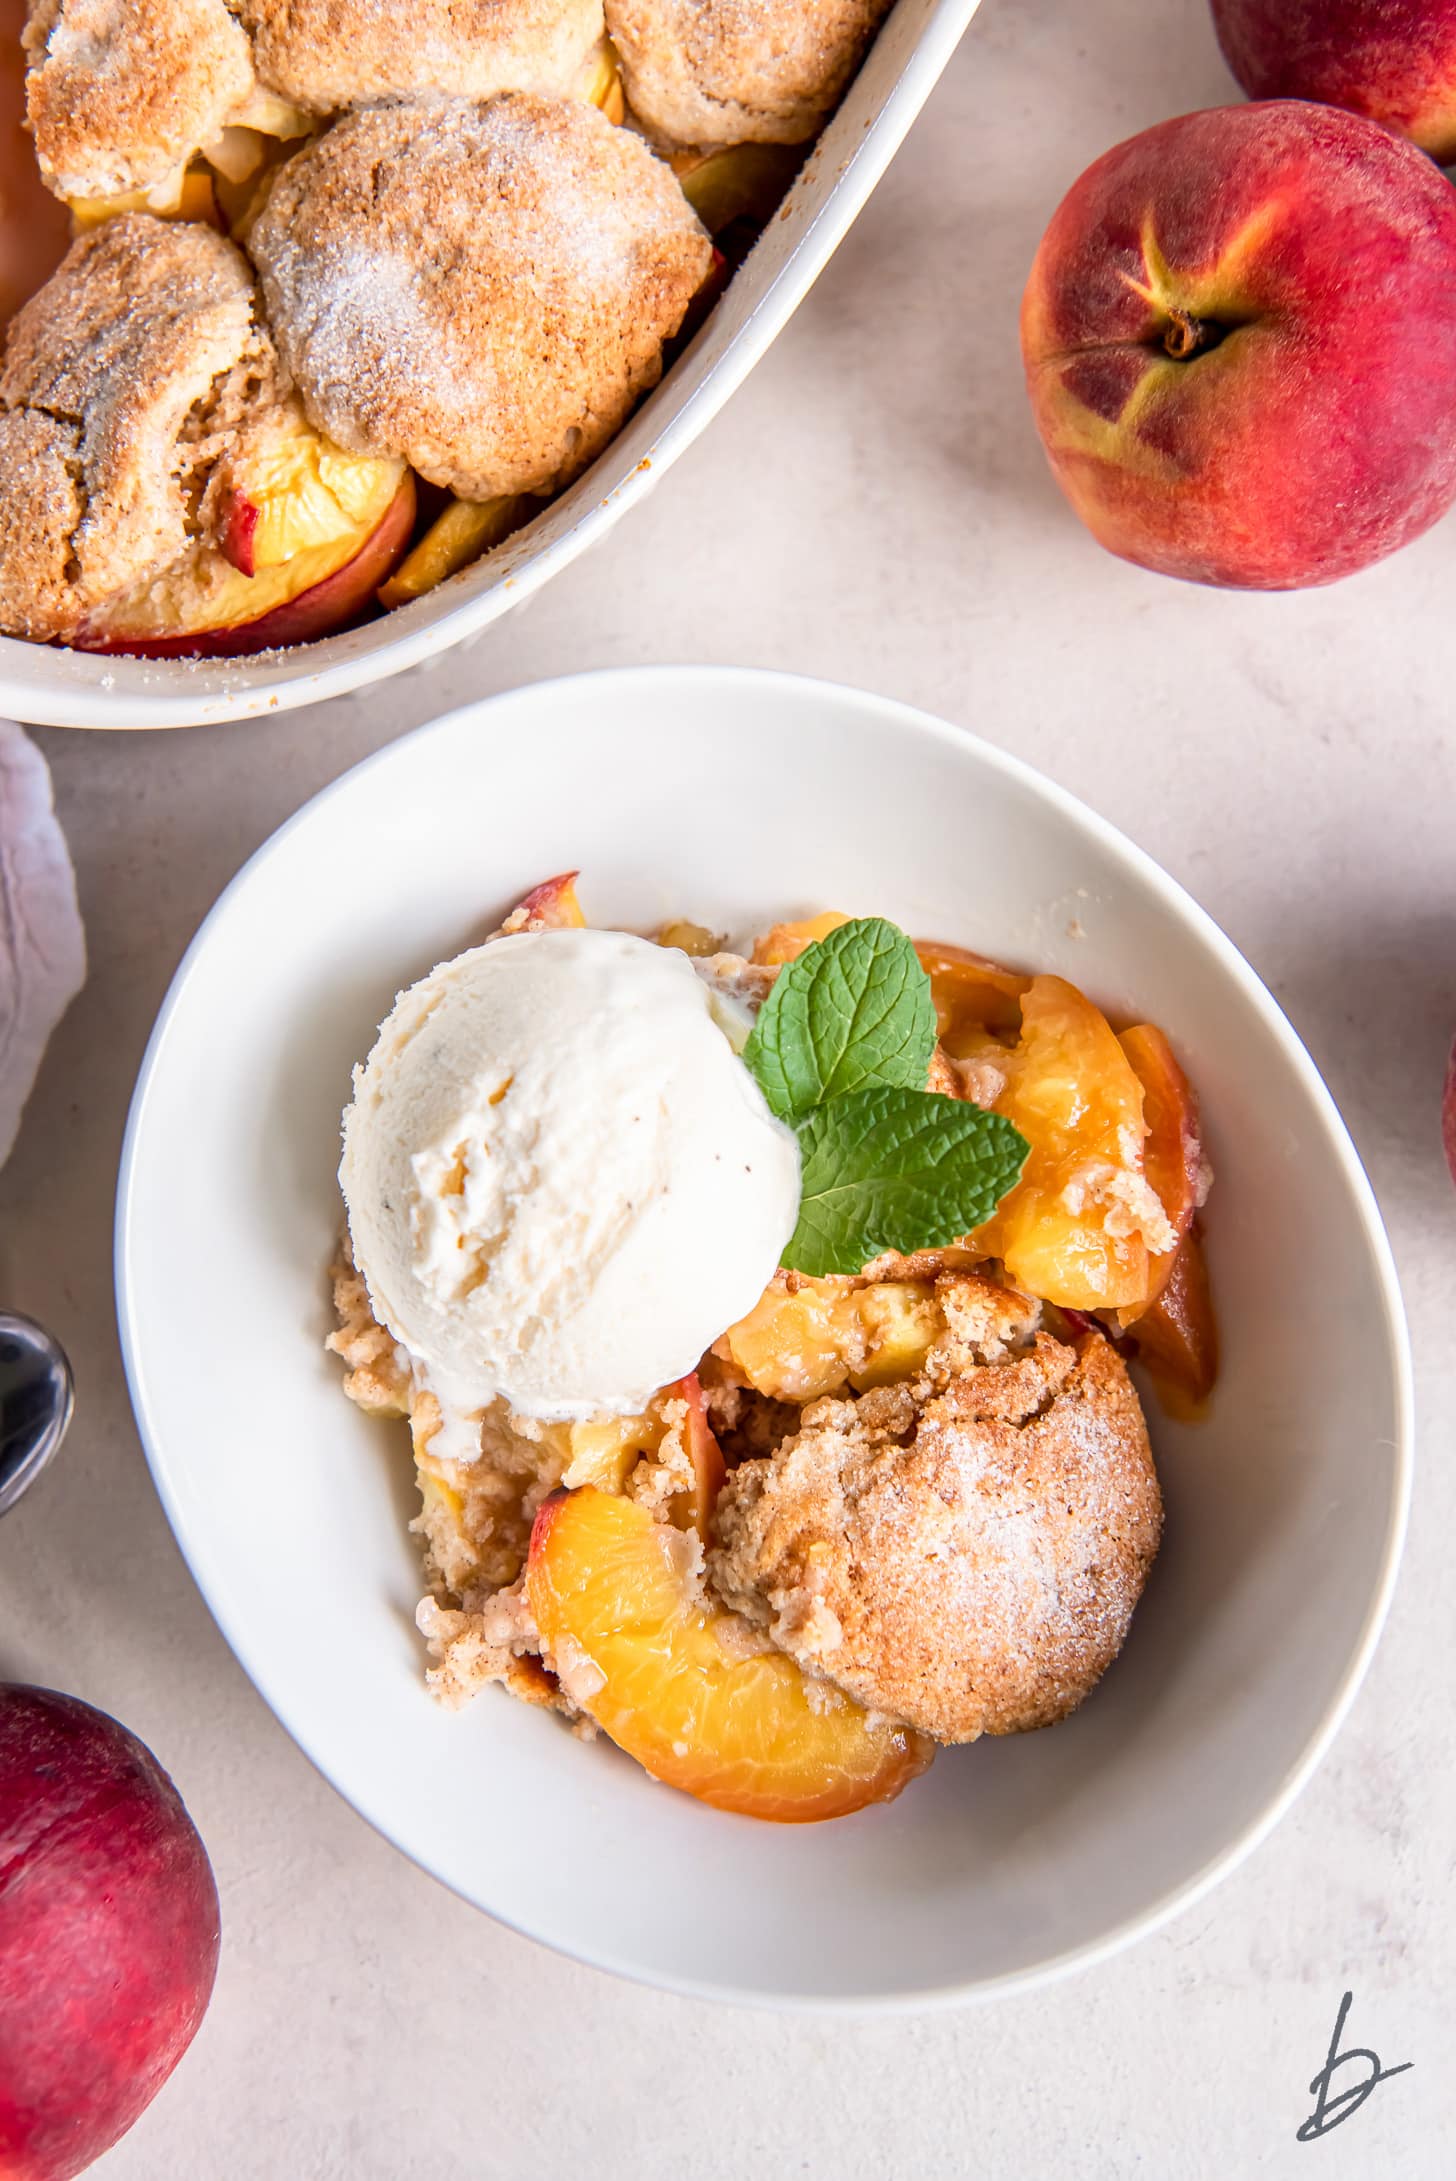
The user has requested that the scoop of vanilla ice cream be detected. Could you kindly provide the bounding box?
[340,927,800,1421]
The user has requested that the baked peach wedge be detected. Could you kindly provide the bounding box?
[78,419,413,656]
[976,974,1158,1310]
[526,1488,934,1821]
[1116,1023,1207,1319]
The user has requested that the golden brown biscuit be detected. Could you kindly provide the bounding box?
[604,0,892,148]
[709,1335,1163,1743]
[0,214,282,641]
[23,0,256,199]
[238,0,605,112]
[248,94,712,500]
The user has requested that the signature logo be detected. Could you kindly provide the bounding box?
[1297,1991,1412,2142]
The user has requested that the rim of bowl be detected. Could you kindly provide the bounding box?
[114,664,1415,2009]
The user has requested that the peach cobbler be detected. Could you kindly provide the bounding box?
[328,875,1216,1823]
[0,0,891,654]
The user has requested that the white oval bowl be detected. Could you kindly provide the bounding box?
[115,667,1412,2007]
[0,0,979,730]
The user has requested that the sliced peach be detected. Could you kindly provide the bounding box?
[377,493,529,608]
[79,474,414,657]
[1125,1227,1218,1413]
[1117,1023,1205,1320]
[577,36,627,124]
[526,1487,933,1821]
[215,414,398,576]
[978,974,1152,1310]
[504,872,586,930]
[914,939,1031,1043]
[562,1411,662,1498]
[672,143,803,234]
[724,1278,941,1401]
[850,1281,941,1389]
[751,911,850,966]
[68,165,223,235]
[725,1277,862,1401]
[671,1373,725,1537]
[656,919,724,958]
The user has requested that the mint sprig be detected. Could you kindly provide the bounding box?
[742,917,1029,1276]
[741,918,937,1119]
[784,1086,1030,1277]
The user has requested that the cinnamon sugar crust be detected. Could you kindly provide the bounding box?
[709,1335,1162,1743]
[238,0,605,113]
[0,214,284,641]
[605,0,892,148]
[24,0,256,199]
[248,93,712,499]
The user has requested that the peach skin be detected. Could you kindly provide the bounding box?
[1213,0,1456,163]
[1021,102,1456,589]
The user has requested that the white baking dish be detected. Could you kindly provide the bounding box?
[0,0,982,730]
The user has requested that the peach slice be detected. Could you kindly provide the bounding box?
[1117,1023,1205,1320]
[750,911,850,966]
[1125,1226,1218,1413]
[68,165,224,235]
[656,919,724,958]
[377,493,529,608]
[914,939,1030,1043]
[504,872,587,930]
[526,1487,933,1820]
[578,36,627,125]
[978,974,1153,1310]
[559,1376,721,1535]
[79,472,414,657]
[672,1372,725,1536]
[672,143,803,234]
[723,1278,941,1401]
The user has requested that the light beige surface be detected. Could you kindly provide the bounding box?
[1,0,1452,2172]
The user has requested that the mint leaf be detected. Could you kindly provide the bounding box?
[742,918,937,1122]
[781,1087,1029,1278]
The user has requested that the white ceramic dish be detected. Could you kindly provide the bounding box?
[1,0,980,732]
[116,667,1412,2008]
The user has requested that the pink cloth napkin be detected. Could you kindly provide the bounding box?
[0,722,85,1170]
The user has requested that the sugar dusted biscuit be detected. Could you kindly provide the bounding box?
[249,94,712,500]
[0,215,280,641]
[23,0,256,200]
[237,0,606,112]
[604,0,892,149]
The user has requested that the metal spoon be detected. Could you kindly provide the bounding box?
[0,1312,73,1516]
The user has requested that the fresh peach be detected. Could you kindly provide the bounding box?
[0,1686,219,2181]
[1117,1023,1206,1315]
[526,1488,933,1821]
[1213,0,1456,163]
[1022,102,1456,589]
[78,474,415,657]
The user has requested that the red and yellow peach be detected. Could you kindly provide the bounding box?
[1021,102,1456,589]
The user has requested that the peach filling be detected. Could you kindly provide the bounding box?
[724,1277,943,1402]
[527,1487,933,1821]
[80,414,410,651]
